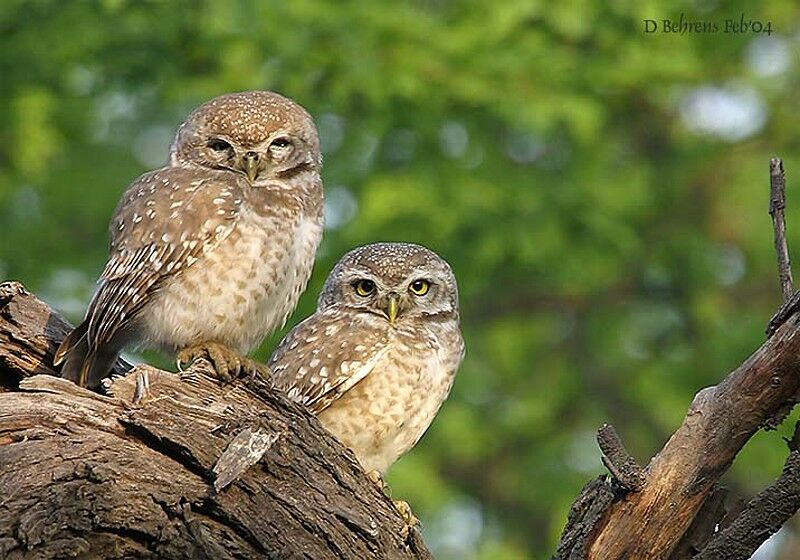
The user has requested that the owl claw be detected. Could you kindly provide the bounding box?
[364,471,418,538]
[206,342,235,382]
[177,342,238,384]
[366,469,388,491]
[176,342,269,385]
[240,357,272,382]
[394,500,420,539]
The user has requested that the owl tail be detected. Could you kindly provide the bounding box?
[54,322,119,389]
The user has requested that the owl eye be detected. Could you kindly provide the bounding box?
[268,137,294,158]
[207,138,233,152]
[354,279,376,297]
[409,279,430,296]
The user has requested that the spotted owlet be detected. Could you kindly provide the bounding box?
[55,91,324,388]
[269,243,465,475]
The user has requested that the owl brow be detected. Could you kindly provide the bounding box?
[400,269,435,285]
[344,269,377,283]
[246,132,298,150]
[206,133,236,142]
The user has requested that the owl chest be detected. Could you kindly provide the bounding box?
[147,210,321,352]
[318,333,457,473]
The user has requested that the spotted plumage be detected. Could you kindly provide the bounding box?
[55,91,323,388]
[269,243,465,474]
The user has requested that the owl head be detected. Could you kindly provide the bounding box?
[318,243,460,325]
[170,91,321,183]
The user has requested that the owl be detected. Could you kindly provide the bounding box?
[269,243,465,475]
[55,91,324,388]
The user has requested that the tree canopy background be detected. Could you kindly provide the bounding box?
[1,1,799,558]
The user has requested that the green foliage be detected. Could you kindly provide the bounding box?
[2,1,799,557]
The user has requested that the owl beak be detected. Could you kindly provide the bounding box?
[386,294,400,325]
[244,151,259,182]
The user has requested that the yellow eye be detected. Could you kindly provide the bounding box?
[409,279,430,296]
[354,279,376,296]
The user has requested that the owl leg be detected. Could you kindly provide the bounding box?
[366,470,420,539]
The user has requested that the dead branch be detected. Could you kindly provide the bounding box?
[555,159,800,559]
[0,282,431,559]
[585,320,800,558]
[596,424,643,492]
[770,157,793,301]
[693,424,800,560]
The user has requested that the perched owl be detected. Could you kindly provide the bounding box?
[269,243,465,475]
[55,91,324,388]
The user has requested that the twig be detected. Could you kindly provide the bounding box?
[766,159,798,337]
[769,157,793,302]
[596,424,644,491]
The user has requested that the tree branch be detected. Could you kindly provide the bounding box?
[596,424,643,492]
[770,157,793,302]
[693,424,800,560]
[585,319,800,558]
[0,282,432,559]
[555,159,800,559]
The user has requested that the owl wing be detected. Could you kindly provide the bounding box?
[269,311,390,415]
[85,166,244,349]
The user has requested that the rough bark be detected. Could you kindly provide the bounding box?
[0,281,432,560]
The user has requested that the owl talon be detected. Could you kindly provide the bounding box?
[177,341,248,384]
[365,471,416,537]
[240,357,271,382]
[393,500,420,539]
[366,469,388,491]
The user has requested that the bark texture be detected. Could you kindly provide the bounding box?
[0,281,432,560]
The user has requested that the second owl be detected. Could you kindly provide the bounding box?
[269,242,465,475]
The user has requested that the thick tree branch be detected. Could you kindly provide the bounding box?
[0,282,432,559]
[669,486,729,559]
